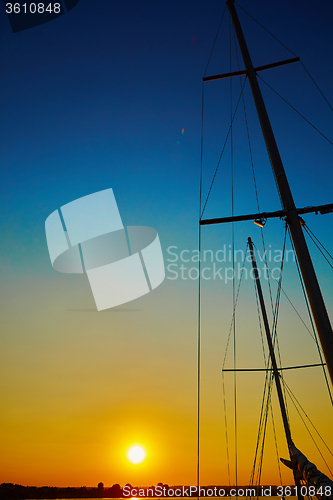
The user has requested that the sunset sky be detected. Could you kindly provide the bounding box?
[1,0,333,490]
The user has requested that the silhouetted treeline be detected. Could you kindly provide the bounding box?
[0,482,285,499]
[0,483,121,499]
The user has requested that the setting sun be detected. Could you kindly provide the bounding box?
[127,445,146,464]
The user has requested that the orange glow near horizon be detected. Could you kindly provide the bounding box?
[1,281,333,488]
[1,246,333,488]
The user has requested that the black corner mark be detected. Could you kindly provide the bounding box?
[3,0,81,33]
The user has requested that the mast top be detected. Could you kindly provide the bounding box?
[206,0,333,385]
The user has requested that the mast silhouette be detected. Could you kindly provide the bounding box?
[201,0,333,385]
[248,237,303,500]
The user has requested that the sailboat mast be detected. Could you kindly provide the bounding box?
[227,0,333,386]
[248,238,303,500]
[247,241,291,442]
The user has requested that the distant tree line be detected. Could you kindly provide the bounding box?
[0,482,283,499]
[0,482,122,499]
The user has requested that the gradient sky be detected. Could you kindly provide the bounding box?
[1,0,333,490]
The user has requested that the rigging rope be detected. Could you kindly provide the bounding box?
[234,1,333,113]
[263,254,318,344]
[196,223,202,494]
[200,77,248,220]
[257,75,333,147]
[249,368,273,488]
[303,224,333,270]
[199,3,333,491]
[267,227,290,412]
[230,15,238,491]
[299,62,333,113]
[234,2,297,58]
[283,379,333,460]
[287,229,333,407]
[282,378,333,475]
[222,244,248,492]
[232,23,260,216]
[270,401,283,486]
[200,83,205,217]
[203,4,228,79]
[303,224,333,262]
[250,230,290,488]
[197,4,229,489]
[256,376,272,487]
[232,25,275,314]
[222,372,231,487]
[254,279,267,364]
[222,243,249,369]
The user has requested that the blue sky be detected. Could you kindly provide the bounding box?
[1,0,333,271]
